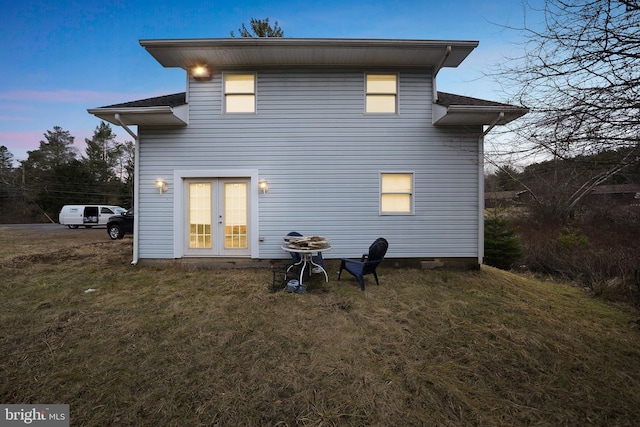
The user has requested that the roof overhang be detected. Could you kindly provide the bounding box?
[139,38,479,70]
[87,104,188,126]
[433,104,528,126]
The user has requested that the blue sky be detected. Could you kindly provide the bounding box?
[1,0,539,163]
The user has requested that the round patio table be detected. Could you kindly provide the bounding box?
[281,245,332,285]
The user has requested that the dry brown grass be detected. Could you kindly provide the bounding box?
[1,226,640,426]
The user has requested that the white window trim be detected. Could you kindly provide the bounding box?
[223,72,256,114]
[379,171,415,216]
[365,73,398,115]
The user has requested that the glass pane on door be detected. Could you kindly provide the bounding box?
[224,182,248,249]
[189,183,212,249]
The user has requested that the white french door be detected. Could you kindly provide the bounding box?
[184,178,250,256]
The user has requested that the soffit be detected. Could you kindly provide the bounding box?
[433,92,529,126]
[87,93,188,127]
[433,106,529,126]
[87,106,187,126]
[139,38,479,69]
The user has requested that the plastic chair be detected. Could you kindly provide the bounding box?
[338,237,388,291]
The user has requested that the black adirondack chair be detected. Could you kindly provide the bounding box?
[338,237,388,291]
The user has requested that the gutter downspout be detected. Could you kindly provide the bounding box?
[115,114,140,266]
[483,111,504,137]
[477,112,505,266]
[433,45,451,102]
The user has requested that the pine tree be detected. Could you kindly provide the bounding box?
[484,215,523,270]
[230,18,284,38]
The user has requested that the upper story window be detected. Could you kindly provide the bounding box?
[366,74,397,114]
[380,172,414,215]
[224,74,255,113]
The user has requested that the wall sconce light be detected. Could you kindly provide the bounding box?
[258,179,269,194]
[191,64,212,81]
[156,178,168,194]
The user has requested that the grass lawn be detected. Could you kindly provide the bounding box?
[1,226,639,426]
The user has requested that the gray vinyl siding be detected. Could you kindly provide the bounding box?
[137,69,482,260]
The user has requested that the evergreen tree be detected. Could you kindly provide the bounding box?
[117,140,135,205]
[0,146,15,219]
[84,121,121,184]
[23,126,78,192]
[231,18,284,37]
[495,165,522,191]
[0,146,13,171]
[27,126,77,171]
[21,126,81,221]
[484,214,523,270]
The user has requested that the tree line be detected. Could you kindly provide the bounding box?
[0,122,134,223]
[0,18,283,224]
[486,145,640,223]
[489,0,639,214]
[2,4,638,226]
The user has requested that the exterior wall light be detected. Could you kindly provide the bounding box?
[191,64,212,81]
[156,178,168,194]
[258,179,269,194]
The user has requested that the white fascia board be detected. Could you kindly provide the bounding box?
[87,106,188,126]
[433,104,527,126]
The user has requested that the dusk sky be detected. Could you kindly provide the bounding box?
[1,0,542,163]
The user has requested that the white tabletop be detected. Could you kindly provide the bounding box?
[281,245,331,254]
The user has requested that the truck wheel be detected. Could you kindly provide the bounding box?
[68,225,79,229]
[108,224,124,240]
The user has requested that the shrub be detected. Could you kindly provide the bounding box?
[484,214,523,270]
[557,227,589,249]
[515,219,640,305]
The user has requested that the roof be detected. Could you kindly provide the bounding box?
[87,38,527,128]
[98,92,520,112]
[485,190,528,200]
[87,93,188,126]
[590,184,640,195]
[139,38,479,70]
[434,92,528,126]
[88,90,527,128]
[437,92,520,109]
[101,92,186,109]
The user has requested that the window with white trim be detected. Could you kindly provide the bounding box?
[366,74,397,113]
[224,74,255,113]
[380,172,414,215]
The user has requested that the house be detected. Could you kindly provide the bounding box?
[590,184,640,219]
[88,38,528,269]
[590,184,640,204]
[484,190,530,209]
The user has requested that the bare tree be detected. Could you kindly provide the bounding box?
[491,0,640,221]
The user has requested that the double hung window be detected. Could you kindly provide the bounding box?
[224,74,256,113]
[366,74,397,113]
[380,172,414,215]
